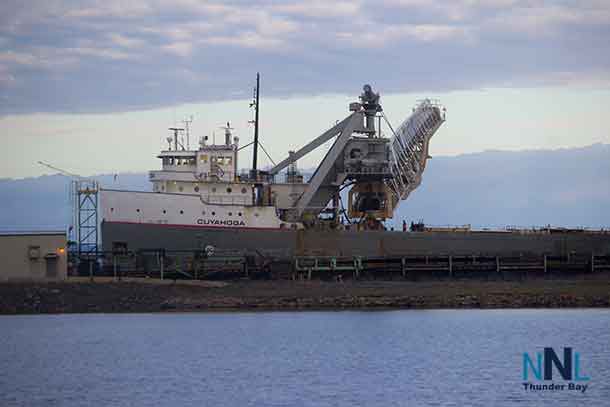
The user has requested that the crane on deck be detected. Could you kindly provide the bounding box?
[266,85,445,229]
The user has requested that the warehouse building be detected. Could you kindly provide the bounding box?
[0,231,68,281]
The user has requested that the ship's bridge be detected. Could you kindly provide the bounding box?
[150,126,240,194]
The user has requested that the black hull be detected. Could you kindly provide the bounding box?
[101,221,610,258]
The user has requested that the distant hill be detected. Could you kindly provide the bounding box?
[390,143,610,229]
[1,144,608,231]
[0,173,150,232]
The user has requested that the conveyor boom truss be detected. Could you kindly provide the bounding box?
[388,99,445,201]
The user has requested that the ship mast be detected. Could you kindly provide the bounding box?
[251,72,260,176]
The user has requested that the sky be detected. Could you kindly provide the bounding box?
[1,0,609,178]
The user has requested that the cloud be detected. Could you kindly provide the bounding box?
[66,46,133,60]
[272,1,362,18]
[484,4,610,36]
[338,23,473,47]
[0,65,16,85]
[140,23,215,41]
[108,33,146,49]
[0,49,77,70]
[515,70,610,89]
[0,51,39,66]
[62,1,154,19]
[1,0,610,114]
[203,31,286,51]
[161,42,193,57]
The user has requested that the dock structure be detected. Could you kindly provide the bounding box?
[74,248,610,282]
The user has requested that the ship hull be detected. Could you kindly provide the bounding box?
[101,221,297,257]
[101,221,610,258]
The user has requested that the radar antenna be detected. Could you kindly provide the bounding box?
[219,121,234,146]
[168,127,185,151]
[182,115,194,150]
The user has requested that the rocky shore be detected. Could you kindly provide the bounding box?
[1,277,610,314]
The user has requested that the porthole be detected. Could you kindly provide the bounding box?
[241,188,247,194]
[202,211,206,216]
[194,186,199,192]
[162,210,166,214]
[212,211,216,216]
[227,187,232,193]
[238,212,242,217]
[178,186,183,192]
[228,212,233,216]
[110,208,114,212]
[136,209,140,213]
[254,213,259,217]
[180,210,184,215]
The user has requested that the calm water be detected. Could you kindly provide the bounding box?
[1,309,609,406]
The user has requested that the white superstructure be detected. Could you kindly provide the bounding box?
[102,124,304,231]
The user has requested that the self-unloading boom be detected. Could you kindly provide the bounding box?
[387,99,445,201]
[269,86,445,224]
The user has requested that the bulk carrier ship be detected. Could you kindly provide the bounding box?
[100,75,610,259]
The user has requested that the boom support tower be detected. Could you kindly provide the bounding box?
[270,85,445,227]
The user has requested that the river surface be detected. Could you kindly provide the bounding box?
[1,309,609,406]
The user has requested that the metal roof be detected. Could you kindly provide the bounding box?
[0,230,66,237]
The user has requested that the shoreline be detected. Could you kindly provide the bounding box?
[2,277,610,314]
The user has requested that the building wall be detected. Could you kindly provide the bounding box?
[0,233,67,281]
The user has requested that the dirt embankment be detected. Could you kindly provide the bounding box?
[1,277,610,314]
